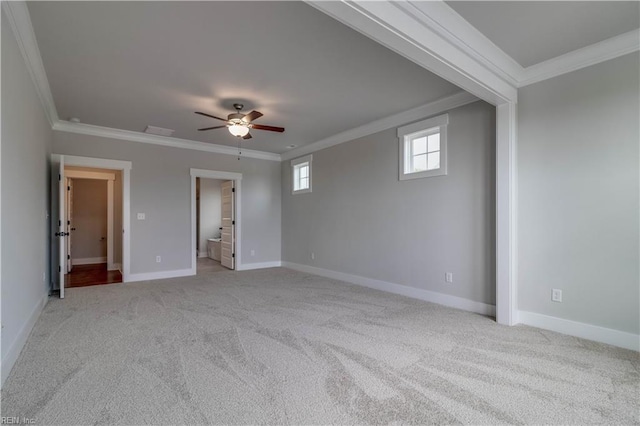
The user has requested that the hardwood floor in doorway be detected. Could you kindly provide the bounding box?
[66,263,122,288]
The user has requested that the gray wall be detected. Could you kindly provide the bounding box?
[198,178,223,256]
[53,132,282,273]
[71,179,107,260]
[518,52,639,334]
[282,101,496,305]
[1,11,53,379]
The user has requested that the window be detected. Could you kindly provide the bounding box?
[291,154,312,194]
[398,114,448,180]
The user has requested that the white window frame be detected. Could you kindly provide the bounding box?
[398,113,448,181]
[291,154,312,194]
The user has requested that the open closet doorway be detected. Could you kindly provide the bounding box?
[196,177,224,273]
[191,169,242,275]
[64,166,123,287]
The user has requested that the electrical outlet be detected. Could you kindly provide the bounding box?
[156,256,161,263]
[311,252,315,260]
[250,249,255,257]
[552,289,562,302]
[137,213,146,220]
[445,272,453,283]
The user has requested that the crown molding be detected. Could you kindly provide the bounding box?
[308,1,639,96]
[307,0,518,105]
[2,1,58,126]
[401,1,523,89]
[281,91,478,161]
[519,29,640,88]
[52,121,282,162]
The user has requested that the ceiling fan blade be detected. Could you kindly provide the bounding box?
[198,125,227,131]
[250,124,285,133]
[242,132,252,140]
[242,110,263,123]
[195,111,228,122]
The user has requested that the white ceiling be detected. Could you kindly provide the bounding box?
[27,1,461,154]
[447,1,640,68]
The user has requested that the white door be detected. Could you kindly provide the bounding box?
[66,178,74,272]
[51,155,66,298]
[220,180,235,270]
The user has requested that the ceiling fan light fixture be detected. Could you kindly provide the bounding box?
[228,123,249,137]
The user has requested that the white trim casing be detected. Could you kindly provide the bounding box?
[291,154,313,194]
[306,1,517,104]
[53,121,281,162]
[398,113,448,181]
[190,169,243,273]
[400,1,523,88]
[59,155,132,280]
[518,310,640,352]
[283,262,496,317]
[496,103,518,325]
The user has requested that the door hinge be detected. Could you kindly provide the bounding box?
[232,220,235,225]
[58,220,61,226]
[232,253,235,258]
[67,220,70,225]
[67,186,70,191]
[67,255,70,260]
[232,188,235,193]
[58,174,61,181]
[58,266,61,272]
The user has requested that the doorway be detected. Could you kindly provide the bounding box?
[190,169,242,274]
[51,154,132,298]
[64,166,123,287]
[196,177,225,274]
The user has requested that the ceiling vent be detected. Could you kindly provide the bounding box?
[144,125,175,137]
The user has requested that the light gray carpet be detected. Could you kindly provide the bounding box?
[2,268,638,425]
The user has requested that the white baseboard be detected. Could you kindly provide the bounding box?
[198,252,209,258]
[109,263,121,272]
[237,261,282,271]
[126,268,195,283]
[1,293,48,388]
[282,262,495,317]
[518,310,639,352]
[73,257,106,265]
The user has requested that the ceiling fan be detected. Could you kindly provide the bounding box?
[195,103,285,139]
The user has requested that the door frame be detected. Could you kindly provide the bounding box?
[65,169,116,270]
[52,154,132,281]
[190,169,242,273]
